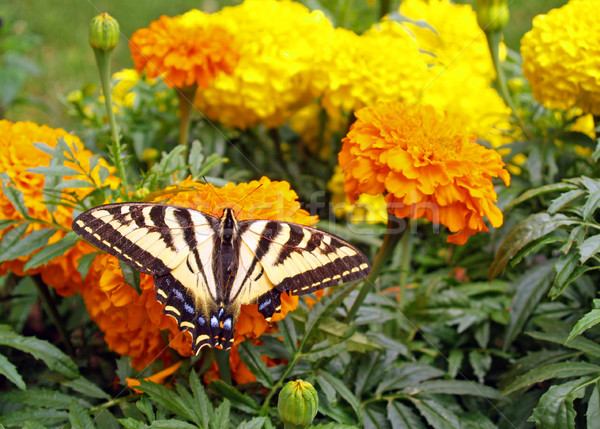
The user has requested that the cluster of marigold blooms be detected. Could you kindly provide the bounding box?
[2,0,597,384]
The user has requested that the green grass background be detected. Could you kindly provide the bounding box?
[3,0,567,128]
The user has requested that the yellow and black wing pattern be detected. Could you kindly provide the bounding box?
[72,203,371,354]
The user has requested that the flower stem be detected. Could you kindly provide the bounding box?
[345,211,405,322]
[176,86,198,156]
[397,219,413,310]
[94,49,130,198]
[260,351,302,416]
[485,30,533,140]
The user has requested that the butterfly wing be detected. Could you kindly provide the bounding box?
[72,203,234,353]
[233,220,371,320]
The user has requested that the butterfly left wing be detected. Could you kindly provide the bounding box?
[229,220,371,321]
[72,203,235,353]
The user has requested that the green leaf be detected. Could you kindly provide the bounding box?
[528,330,600,358]
[119,260,141,294]
[136,394,155,422]
[404,380,499,399]
[237,417,267,429]
[0,408,69,427]
[119,417,147,429]
[0,352,26,390]
[468,350,491,384]
[547,189,586,214]
[23,421,50,429]
[320,370,362,422]
[188,140,205,178]
[447,349,463,378]
[0,227,56,263]
[54,179,96,191]
[190,370,212,429]
[583,191,600,220]
[0,223,28,256]
[33,142,59,157]
[69,401,95,429]
[0,325,78,378]
[587,381,600,429]
[504,182,577,212]
[489,213,576,279]
[303,339,353,362]
[24,232,79,270]
[566,309,600,343]
[209,380,260,413]
[387,401,425,429]
[502,362,600,395]
[0,389,91,409]
[63,376,111,400]
[136,380,191,421]
[550,252,580,299]
[1,172,28,217]
[0,219,23,231]
[279,316,298,355]
[376,364,445,394]
[211,399,231,429]
[76,252,98,280]
[28,165,81,177]
[238,341,274,388]
[580,234,600,264]
[196,153,227,178]
[149,420,201,428]
[529,377,590,429]
[409,398,459,429]
[503,260,555,350]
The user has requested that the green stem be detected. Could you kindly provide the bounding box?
[485,30,533,140]
[176,86,198,157]
[260,351,302,416]
[345,211,405,323]
[397,219,413,310]
[94,49,130,198]
[379,0,392,19]
[32,275,74,357]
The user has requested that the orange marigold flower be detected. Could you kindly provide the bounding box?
[129,10,240,89]
[0,120,118,296]
[339,102,510,245]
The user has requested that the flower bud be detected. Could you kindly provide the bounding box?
[476,0,509,33]
[278,380,318,429]
[89,13,119,51]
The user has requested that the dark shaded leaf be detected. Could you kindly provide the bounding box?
[550,252,580,299]
[529,377,589,429]
[238,342,274,388]
[0,353,25,390]
[0,227,56,263]
[502,362,600,395]
[405,380,499,399]
[388,401,424,429]
[504,182,577,212]
[211,399,231,429]
[136,380,191,421]
[0,408,69,427]
[587,381,600,429]
[320,370,362,421]
[566,308,600,343]
[209,380,260,413]
[547,189,586,214]
[24,232,78,270]
[528,330,600,357]
[69,401,95,429]
[409,398,459,429]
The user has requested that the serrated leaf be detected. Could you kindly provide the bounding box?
[188,140,205,177]
[149,420,200,428]
[136,394,155,422]
[566,309,600,343]
[279,315,298,354]
[136,380,191,421]
[583,191,600,220]
[0,223,28,256]
[33,142,59,157]
[0,227,56,263]
[1,172,28,217]
[404,379,499,399]
[190,370,212,428]
[388,401,424,429]
[550,252,580,299]
[238,341,274,388]
[303,339,352,362]
[119,417,148,429]
[503,261,554,350]
[580,234,600,264]
[237,417,267,429]
[0,352,26,390]
[24,232,78,270]
[211,400,231,429]
[196,153,227,178]
[376,364,445,395]
[0,325,78,378]
[28,165,81,177]
[0,408,69,427]
[529,377,589,429]
[69,401,95,429]
[528,330,600,358]
[503,362,600,395]
[588,381,600,429]
[468,350,492,384]
[320,370,362,421]
[1,389,91,409]
[209,380,260,414]
[63,376,111,400]
[547,189,586,214]
[505,182,577,212]
[489,213,576,279]
[410,398,459,429]
[23,421,50,429]
[53,179,95,191]
[447,349,463,378]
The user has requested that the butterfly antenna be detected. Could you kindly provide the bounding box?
[231,183,263,217]
[203,176,227,206]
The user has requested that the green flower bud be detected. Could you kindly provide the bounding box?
[476,0,509,33]
[133,187,151,200]
[278,380,319,429]
[89,13,119,52]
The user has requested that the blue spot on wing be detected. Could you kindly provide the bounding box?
[173,289,184,301]
[197,316,206,326]
[184,303,194,314]
[210,316,219,328]
[224,318,232,330]
[259,298,271,311]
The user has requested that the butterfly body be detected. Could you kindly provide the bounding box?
[73,203,371,353]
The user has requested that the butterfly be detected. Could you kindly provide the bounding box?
[72,203,371,353]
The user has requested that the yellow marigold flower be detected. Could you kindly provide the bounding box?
[112,69,140,108]
[129,10,239,89]
[521,0,600,115]
[194,0,335,129]
[0,120,118,296]
[339,102,510,245]
[81,177,314,369]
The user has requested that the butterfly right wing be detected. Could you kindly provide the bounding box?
[72,203,232,353]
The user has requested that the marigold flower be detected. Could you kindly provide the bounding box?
[521,0,600,115]
[339,102,510,245]
[80,177,315,370]
[0,120,118,296]
[194,0,335,128]
[129,10,239,89]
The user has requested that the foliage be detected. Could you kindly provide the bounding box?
[0,1,597,428]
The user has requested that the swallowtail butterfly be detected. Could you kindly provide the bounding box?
[73,203,371,353]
